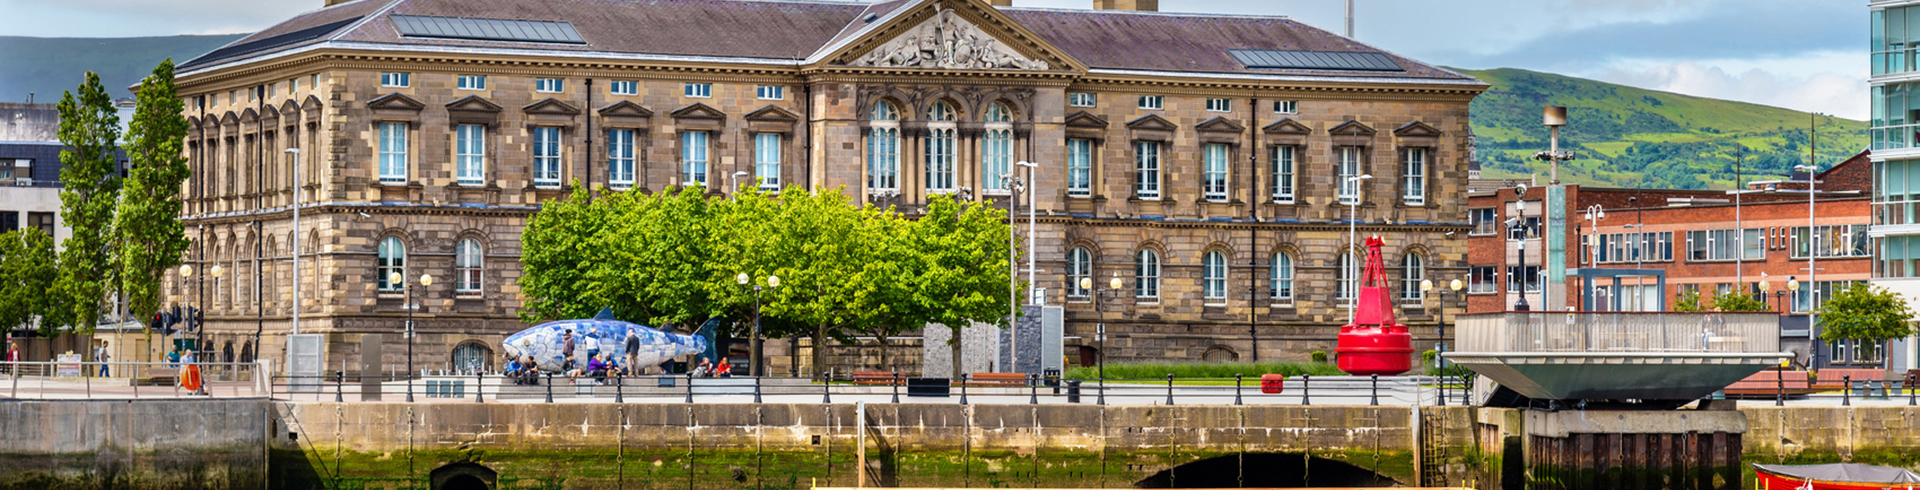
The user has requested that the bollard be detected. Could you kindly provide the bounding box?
[1165,373,1175,406]
[1234,374,1243,406]
[1029,373,1039,405]
[545,372,555,403]
[1370,374,1379,406]
[1096,375,1105,406]
[892,371,900,404]
[613,370,623,404]
[477,370,486,403]
[1910,373,1916,406]
[1302,375,1311,405]
[1844,375,1852,406]
[753,375,762,404]
[1067,380,1081,404]
[335,369,344,403]
[960,373,969,405]
[686,372,694,404]
[1776,369,1785,406]
[822,373,832,404]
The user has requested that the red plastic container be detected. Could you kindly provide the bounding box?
[1335,236,1414,376]
[1260,373,1286,394]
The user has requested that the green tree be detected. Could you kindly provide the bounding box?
[0,230,59,335]
[1708,291,1770,312]
[1673,288,1704,312]
[906,194,1018,378]
[1817,284,1917,358]
[53,71,123,334]
[520,184,623,323]
[117,59,193,338]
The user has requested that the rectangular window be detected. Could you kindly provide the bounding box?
[1401,148,1426,205]
[1508,216,1540,240]
[1470,208,1496,235]
[289,78,298,94]
[1137,95,1163,110]
[1791,224,1872,258]
[1069,92,1096,107]
[756,85,783,100]
[267,83,277,98]
[1067,138,1092,197]
[1337,146,1363,204]
[608,129,635,188]
[1135,141,1160,199]
[535,77,563,93]
[1203,143,1229,202]
[1272,146,1295,203]
[1273,100,1297,114]
[683,131,709,186]
[380,72,410,88]
[685,83,711,98]
[1506,266,1541,293]
[311,74,319,90]
[228,91,236,106]
[1469,266,1497,293]
[610,80,637,95]
[755,133,781,191]
[27,212,53,237]
[532,126,563,187]
[1205,98,1231,112]
[377,122,407,184]
[457,75,486,90]
[455,124,485,185]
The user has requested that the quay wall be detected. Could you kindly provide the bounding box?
[0,398,269,490]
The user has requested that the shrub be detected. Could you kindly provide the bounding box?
[1309,350,1329,363]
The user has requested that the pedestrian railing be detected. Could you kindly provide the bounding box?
[0,361,268,399]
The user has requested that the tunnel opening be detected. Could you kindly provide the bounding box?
[1135,452,1399,488]
[430,462,497,490]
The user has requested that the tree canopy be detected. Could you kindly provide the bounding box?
[52,70,123,333]
[118,59,193,329]
[1817,283,1917,342]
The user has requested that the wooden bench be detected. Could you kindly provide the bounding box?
[850,371,903,385]
[1812,368,1886,390]
[964,372,1028,387]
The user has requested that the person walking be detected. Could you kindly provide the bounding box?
[624,329,641,374]
[561,330,576,369]
[94,341,111,377]
[5,342,18,375]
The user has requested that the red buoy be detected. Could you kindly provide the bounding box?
[1335,236,1413,376]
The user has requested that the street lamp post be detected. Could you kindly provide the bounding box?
[285,147,302,336]
[1016,161,1039,306]
[1000,172,1028,373]
[391,272,432,402]
[1508,185,1532,311]
[1080,274,1122,405]
[737,272,780,377]
[1789,276,1803,366]
[1345,173,1373,323]
[179,264,220,375]
[1583,204,1605,310]
[1794,163,1819,346]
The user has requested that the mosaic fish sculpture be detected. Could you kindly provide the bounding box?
[501,309,710,372]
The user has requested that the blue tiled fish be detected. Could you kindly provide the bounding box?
[501,309,710,372]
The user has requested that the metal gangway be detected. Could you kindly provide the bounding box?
[1443,311,1790,406]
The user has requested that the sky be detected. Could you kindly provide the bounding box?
[0,0,1869,120]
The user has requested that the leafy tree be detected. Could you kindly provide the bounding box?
[1673,288,1704,312]
[905,194,1018,378]
[0,230,59,335]
[52,71,123,334]
[1817,284,1917,353]
[520,184,624,323]
[117,59,193,337]
[1708,291,1770,312]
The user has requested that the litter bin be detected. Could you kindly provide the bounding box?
[1260,373,1286,394]
[1067,379,1082,403]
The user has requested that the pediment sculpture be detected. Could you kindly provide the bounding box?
[849,9,1049,70]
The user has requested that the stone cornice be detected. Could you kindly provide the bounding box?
[180,202,539,225]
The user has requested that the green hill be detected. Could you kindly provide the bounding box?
[0,34,244,102]
[1457,67,1867,190]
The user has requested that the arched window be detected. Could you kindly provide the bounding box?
[1203,250,1228,303]
[456,238,483,293]
[983,102,1014,192]
[1068,247,1091,298]
[867,102,900,192]
[1337,250,1356,300]
[377,236,405,292]
[451,342,491,373]
[925,101,957,192]
[1271,252,1294,301]
[1136,248,1160,299]
[1403,252,1425,301]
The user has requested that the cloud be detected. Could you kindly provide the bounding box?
[1588,59,1868,119]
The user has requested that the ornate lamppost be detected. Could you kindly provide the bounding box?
[390,271,432,402]
[736,272,780,377]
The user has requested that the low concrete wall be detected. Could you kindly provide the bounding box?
[1742,406,1920,465]
[0,398,269,490]
[271,402,1480,489]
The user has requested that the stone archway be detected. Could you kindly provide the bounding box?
[430,462,496,490]
[1201,345,1238,363]
[1136,452,1398,488]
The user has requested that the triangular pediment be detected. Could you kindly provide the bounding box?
[1126,114,1177,132]
[301,95,324,112]
[816,0,1084,72]
[522,98,580,116]
[1393,120,1442,137]
[219,111,239,126]
[279,100,301,115]
[670,102,726,121]
[445,95,503,113]
[1064,111,1108,129]
[1195,116,1245,133]
[744,105,799,123]
[261,105,281,121]
[1329,120,1376,137]
[1263,118,1312,135]
[367,92,425,112]
[597,100,653,118]
[240,107,260,122]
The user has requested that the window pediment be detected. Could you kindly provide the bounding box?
[445,95,503,114]
[597,100,653,119]
[670,102,726,121]
[1126,114,1176,132]
[240,107,260,123]
[1393,120,1442,139]
[278,100,302,117]
[744,105,799,123]
[522,98,580,116]
[1263,118,1311,135]
[1195,116,1245,134]
[1065,111,1109,129]
[219,111,240,127]
[301,95,324,117]
[367,92,425,112]
[1329,120,1376,137]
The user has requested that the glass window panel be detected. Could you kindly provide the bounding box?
[1067,139,1092,197]
[1272,253,1294,300]
[608,129,635,187]
[756,133,780,190]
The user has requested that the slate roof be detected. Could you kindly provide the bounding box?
[180,0,1479,84]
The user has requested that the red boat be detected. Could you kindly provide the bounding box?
[1756,463,1920,490]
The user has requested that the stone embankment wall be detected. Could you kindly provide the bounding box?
[270,402,1482,489]
[0,399,268,490]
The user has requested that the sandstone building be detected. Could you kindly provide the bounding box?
[170,0,1486,373]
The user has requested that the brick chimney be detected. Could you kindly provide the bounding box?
[1093,0,1158,11]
